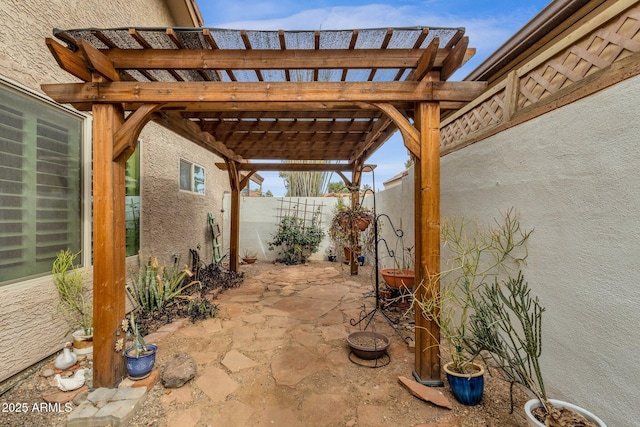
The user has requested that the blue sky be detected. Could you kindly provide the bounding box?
[199,0,551,195]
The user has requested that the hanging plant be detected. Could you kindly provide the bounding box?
[328,201,375,262]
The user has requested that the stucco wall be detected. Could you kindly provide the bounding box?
[440,75,640,427]
[0,1,178,88]
[373,172,415,270]
[141,125,229,267]
[221,187,415,272]
[221,196,338,263]
[0,1,209,382]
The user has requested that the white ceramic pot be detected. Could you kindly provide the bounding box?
[72,329,93,355]
[524,399,606,427]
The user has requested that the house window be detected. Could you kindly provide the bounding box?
[125,143,141,256]
[0,81,84,285]
[179,158,205,194]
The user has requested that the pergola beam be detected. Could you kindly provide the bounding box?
[215,162,372,172]
[152,111,243,162]
[62,100,470,113]
[373,103,421,158]
[78,39,120,82]
[103,48,476,70]
[41,81,487,104]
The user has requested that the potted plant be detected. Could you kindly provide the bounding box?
[52,249,93,354]
[326,244,337,262]
[116,312,157,380]
[328,199,374,265]
[414,209,532,405]
[467,273,606,427]
[242,249,258,264]
[380,246,415,289]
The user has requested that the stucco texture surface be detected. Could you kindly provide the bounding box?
[0,0,212,382]
[440,75,640,427]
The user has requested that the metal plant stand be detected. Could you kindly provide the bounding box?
[348,168,413,347]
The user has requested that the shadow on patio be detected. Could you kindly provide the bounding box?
[127,261,529,426]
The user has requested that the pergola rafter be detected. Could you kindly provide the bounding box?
[41,26,485,389]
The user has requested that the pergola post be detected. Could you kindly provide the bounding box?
[226,160,241,272]
[413,101,444,386]
[92,103,127,387]
[348,162,365,275]
[349,188,360,276]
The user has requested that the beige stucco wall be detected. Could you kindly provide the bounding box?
[0,1,178,88]
[141,124,229,266]
[440,75,640,427]
[0,1,226,383]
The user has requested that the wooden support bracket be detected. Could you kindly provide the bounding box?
[373,103,421,159]
[113,104,163,161]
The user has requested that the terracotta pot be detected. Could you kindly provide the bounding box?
[355,216,372,231]
[242,257,257,264]
[343,246,361,264]
[524,399,607,427]
[380,268,415,289]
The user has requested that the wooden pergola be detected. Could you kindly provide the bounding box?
[42,27,485,388]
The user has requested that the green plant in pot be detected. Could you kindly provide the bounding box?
[242,249,258,264]
[380,245,415,289]
[467,273,605,427]
[414,208,531,405]
[117,312,157,379]
[52,249,93,354]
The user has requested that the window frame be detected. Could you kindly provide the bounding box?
[179,158,206,195]
[0,76,92,286]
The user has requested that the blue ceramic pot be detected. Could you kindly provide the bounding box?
[328,255,337,262]
[124,344,157,378]
[357,255,365,266]
[444,362,485,406]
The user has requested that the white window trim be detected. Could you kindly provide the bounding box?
[0,75,93,272]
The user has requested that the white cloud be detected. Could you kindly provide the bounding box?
[203,2,547,191]
[210,3,532,80]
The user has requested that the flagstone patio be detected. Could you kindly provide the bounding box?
[0,261,531,426]
[123,262,529,427]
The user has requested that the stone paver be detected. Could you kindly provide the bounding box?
[271,296,339,320]
[271,347,323,387]
[67,387,146,427]
[221,349,259,372]
[195,366,239,402]
[165,405,202,427]
[297,282,351,301]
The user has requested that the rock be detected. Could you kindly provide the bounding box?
[161,353,197,388]
[42,369,55,378]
